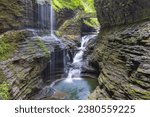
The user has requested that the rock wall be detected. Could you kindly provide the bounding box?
[0,0,53,99]
[95,0,150,28]
[56,9,97,41]
[90,0,150,99]
[0,0,77,100]
[0,30,51,99]
[0,0,24,34]
[0,0,52,34]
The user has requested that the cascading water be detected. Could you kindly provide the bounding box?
[25,0,59,42]
[45,34,98,100]
[25,0,57,37]
[50,0,54,35]
[66,35,96,82]
[36,0,51,30]
[25,0,98,100]
[49,0,60,40]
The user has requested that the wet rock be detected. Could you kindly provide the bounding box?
[57,10,97,41]
[90,0,150,100]
[49,90,68,100]
[90,21,150,100]
[30,86,55,100]
[30,86,68,100]
[0,29,68,99]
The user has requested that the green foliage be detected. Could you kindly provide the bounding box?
[0,69,10,100]
[53,0,100,29]
[0,31,26,61]
[83,18,100,29]
[80,0,96,13]
[0,81,10,100]
[0,39,15,61]
[53,0,96,13]
[55,31,62,37]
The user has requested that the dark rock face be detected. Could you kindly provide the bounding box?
[90,0,150,99]
[56,8,76,29]
[0,30,50,99]
[0,0,52,34]
[0,0,24,34]
[95,0,150,28]
[0,29,69,99]
[57,10,97,41]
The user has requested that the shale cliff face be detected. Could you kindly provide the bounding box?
[90,0,150,99]
[0,0,24,34]
[0,0,52,100]
[95,0,150,28]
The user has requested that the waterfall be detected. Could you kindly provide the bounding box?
[49,0,59,40]
[36,0,51,30]
[25,0,33,28]
[23,0,59,41]
[50,0,53,35]
[65,35,96,82]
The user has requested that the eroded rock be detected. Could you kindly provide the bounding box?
[90,0,150,100]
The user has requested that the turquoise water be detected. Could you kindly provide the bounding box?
[52,78,98,100]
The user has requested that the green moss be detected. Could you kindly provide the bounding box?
[0,69,10,100]
[129,88,150,99]
[0,69,6,82]
[0,40,15,61]
[54,0,100,34]
[131,78,145,86]
[126,83,150,99]
[36,39,50,57]
[0,81,10,100]
[55,31,62,37]
[59,10,96,32]
[0,31,26,61]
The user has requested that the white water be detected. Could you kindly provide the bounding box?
[65,35,96,82]
[50,0,53,35]
[28,0,59,42]
[36,0,50,29]
[49,0,60,41]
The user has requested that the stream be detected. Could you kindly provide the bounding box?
[25,0,98,100]
[49,35,98,100]
[32,34,98,100]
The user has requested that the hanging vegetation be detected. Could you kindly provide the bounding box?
[53,0,96,13]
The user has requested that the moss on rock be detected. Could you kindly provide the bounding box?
[0,30,27,61]
[36,38,50,57]
[0,69,10,100]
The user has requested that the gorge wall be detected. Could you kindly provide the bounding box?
[0,0,24,34]
[0,0,53,100]
[90,0,150,99]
